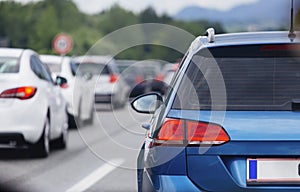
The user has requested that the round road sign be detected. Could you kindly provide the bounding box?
[52,33,73,55]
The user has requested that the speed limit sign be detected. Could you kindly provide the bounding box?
[52,33,73,55]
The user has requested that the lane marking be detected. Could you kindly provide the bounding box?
[66,159,124,192]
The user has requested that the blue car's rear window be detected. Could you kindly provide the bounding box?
[172,45,300,111]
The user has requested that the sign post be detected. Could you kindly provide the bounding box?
[52,33,73,55]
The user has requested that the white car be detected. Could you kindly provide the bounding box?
[73,55,130,109]
[0,48,68,157]
[40,55,95,128]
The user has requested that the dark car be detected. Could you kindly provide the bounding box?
[122,60,169,99]
[138,60,168,96]
[132,29,300,191]
[73,56,130,109]
[116,60,146,98]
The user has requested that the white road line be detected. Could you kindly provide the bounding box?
[65,159,124,192]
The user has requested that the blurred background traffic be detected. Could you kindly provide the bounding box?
[1,0,299,105]
[0,0,299,191]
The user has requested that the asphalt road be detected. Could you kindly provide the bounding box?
[0,103,150,192]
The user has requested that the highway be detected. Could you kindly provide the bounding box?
[0,103,150,192]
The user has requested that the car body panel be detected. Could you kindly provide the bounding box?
[40,55,94,122]
[73,55,129,107]
[168,110,300,141]
[135,31,300,192]
[0,48,67,147]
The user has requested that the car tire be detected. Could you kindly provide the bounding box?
[75,101,83,128]
[67,113,77,129]
[119,101,126,109]
[31,117,50,158]
[137,144,145,192]
[51,131,68,149]
[112,96,126,110]
[137,166,144,192]
[52,117,68,149]
[114,101,124,109]
[111,97,119,109]
[118,96,126,109]
[86,108,94,125]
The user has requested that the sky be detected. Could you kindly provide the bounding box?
[8,0,259,15]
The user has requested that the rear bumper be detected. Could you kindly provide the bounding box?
[186,141,300,191]
[0,99,46,144]
[186,155,300,191]
[0,133,28,148]
[145,156,300,192]
[145,143,300,191]
[143,174,201,192]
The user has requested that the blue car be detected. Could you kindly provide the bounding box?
[131,29,300,191]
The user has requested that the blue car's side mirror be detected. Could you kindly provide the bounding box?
[131,92,163,114]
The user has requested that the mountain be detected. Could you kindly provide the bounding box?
[174,0,295,32]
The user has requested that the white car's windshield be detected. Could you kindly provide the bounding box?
[0,57,19,73]
[43,62,62,73]
[75,63,110,76]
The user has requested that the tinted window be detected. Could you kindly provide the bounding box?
[70,62,78,76]
[41,62,54,83]
[0,57,19,73]
[76,63,110,76]
[117,65,128,73]
[44,62,62,73]
[108,63,119,74]
[172,46,300,111]
[30,56,53,82]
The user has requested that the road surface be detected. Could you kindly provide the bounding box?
[0,103,150,192]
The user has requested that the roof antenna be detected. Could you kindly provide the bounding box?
[288,0,296,41]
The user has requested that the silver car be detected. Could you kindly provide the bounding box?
[73,55,130,109]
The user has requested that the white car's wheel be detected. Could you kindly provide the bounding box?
[52,128,68,149]
[52,113,68,149]
[31,117,50,158]
[86,108,94,125]
[67,113,77,129]
[75,101,83,128]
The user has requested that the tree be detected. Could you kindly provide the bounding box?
[28,2,59,52]
[140,7,159,23]
[0,1,225,61]
[96,4,139,34]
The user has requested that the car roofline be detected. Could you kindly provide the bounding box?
[190,30,300,54]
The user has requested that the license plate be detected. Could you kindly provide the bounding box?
[247,158,300,184]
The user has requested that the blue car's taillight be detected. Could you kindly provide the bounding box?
[154,118,230,146]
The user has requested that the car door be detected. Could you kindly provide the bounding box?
[41,59,66,138]
[80,74,94,120]
[31,55,63,139]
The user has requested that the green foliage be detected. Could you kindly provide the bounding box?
[0,1,225,62]
[95,4,139,34]
[0,1,33,47]
[70,28,102,55]
[27,2,59,53]
[140,7,159,23]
